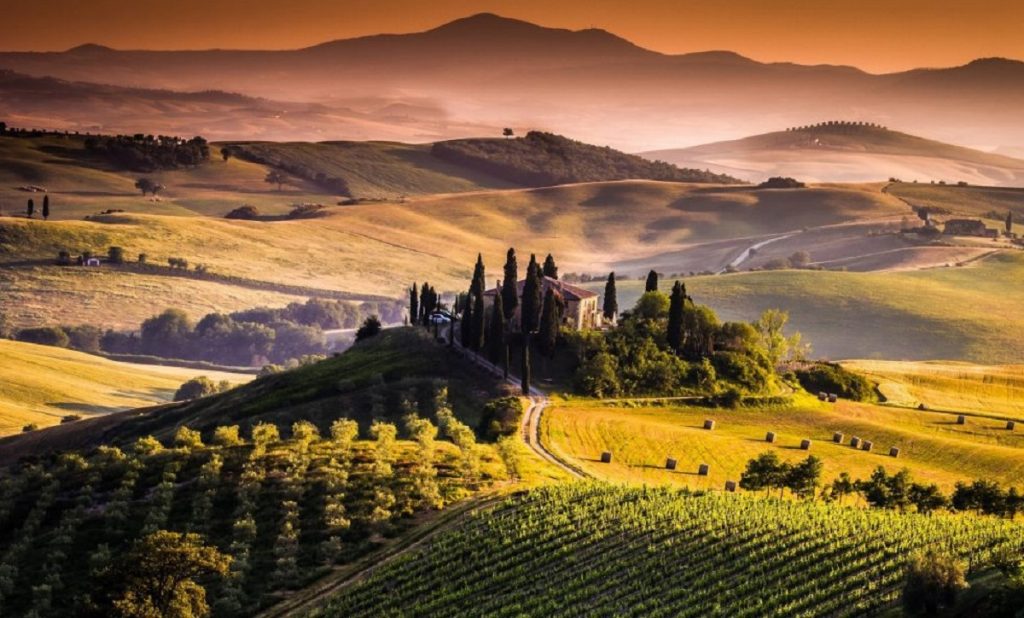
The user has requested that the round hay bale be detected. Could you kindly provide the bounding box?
[765,431,776,443]
[724,480,737,492]
[1007,421,1016,431]
[832,432,844,443]
[600,451,612,463]
[800,439,812,450]
[703,419,716,430]
[850,436,861,448]
[862,440,873,452]
[828,394,838,403]
[818,392,828,401]
[889,446,900,458]
[956,414,966,425]
[666,458,677,470]
[698,463,710,476]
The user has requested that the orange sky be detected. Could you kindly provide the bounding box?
[5,0,1022,73]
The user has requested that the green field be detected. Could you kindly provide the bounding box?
[0,339,251,436]
[309,482,1024,617]
[541,394,1023,492]
[590,251,1024,363]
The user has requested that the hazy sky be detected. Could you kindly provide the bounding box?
[5,0,1022,73]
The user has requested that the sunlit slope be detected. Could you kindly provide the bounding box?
[310,483,1023,617]
[0,339,251,435]
[592,252,1024,363]
[887,182,1024,220]
[543,396,1023,491]
[844,360,1024,417]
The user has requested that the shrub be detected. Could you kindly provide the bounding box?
[108,246,125,264]
[758,176,805,189]
[225,205,260,220]
[62,324,102,353]
[22,424,39,433]
[173,376,220,402]
[902,550,967,615]
[794,362,876,401]
[480,397,524,440]
[60,414,82,424]
[173,426,204,449]
[355,316,382,342]
[16,326,70,348]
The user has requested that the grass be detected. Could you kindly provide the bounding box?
[541,393,1024,492]
[0,339,251,436]
[591,251,1024,363]
[844,359,1024,418]
[888,182,1024,220]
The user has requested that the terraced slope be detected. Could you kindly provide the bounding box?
[308,483,1023,617]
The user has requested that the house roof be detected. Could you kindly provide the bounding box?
[483,275,597,301]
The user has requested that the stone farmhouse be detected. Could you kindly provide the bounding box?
[944,219,998,238]
[484,276,602,330]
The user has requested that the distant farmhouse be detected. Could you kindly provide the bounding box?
[484,276,601,330]
[943,219,998,238]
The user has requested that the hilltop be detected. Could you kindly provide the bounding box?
[1,15,1024,150]
[646,122,1024,185]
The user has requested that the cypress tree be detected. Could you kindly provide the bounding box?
[501,248,518,321]
[1007,211,1014,235]
[409,283,418,325]
[538,288,562,357]
[603,272,618,321]
[471,253,485,298]
[42,195,50,220]
[27,198,34,219]
[521,336,531,395]
[667,281,684,353]
[520,255,542,333]
[542,253,558,279]
[460,298,474,347]
[419,282,430,325]
[472,287,485,351]
[488,291,505,363]
[645,269,659,292]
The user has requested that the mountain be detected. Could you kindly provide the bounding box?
[645,122,1024,185]
[1,14,1023,151]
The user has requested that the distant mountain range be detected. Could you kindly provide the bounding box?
[646,122,1024,186]
[1,13,1023,152]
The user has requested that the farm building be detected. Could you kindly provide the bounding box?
[484,276,601,330]
[944,219,997,238]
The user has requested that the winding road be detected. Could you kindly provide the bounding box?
[716,231,801,273]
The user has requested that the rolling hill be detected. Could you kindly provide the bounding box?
[1,14,1024,151]
[308,483,1024,617]
[0,339,251,436]
[645,122,1024,185]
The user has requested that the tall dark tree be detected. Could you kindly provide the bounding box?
[488,291,505,364]
[667,281,684,352]
[502,248,519,321]
[521,336,532,395]
[460,298,474,347]
[542,253,558,279]
[602,272,618,321]
[42,195,50,220]
[26,198,34,218]
[645,269,659,292]
[520,255,542,333]
[472,288,486,351]
[538,287,562,357]
[466,254,486,351]
[409,283,419,326]
[419,282,430,325]
[1007,211,1014,235]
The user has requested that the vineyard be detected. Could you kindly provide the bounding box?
[309,482,1024,617]
[0,413,505,617]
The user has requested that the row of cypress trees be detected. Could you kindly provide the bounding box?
[24,195,51,220]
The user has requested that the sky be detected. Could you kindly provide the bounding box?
[4,0,1022,73]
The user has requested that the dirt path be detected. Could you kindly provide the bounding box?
[716,231,801,273]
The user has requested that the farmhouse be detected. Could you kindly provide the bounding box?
[944,219,997,238]
[484,276,601,330]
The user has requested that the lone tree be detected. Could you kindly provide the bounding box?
[26,198,34,218]
[220,146,232,162]
[265,170,288,191]
[542,253,558,279]
[135,178,164,196]
[110,530,231,618]
[42,194,50,220]
[1007,211,1014,235]
[501,248,519,321]
[645,270,659,292]
[502,128,514,139]
[602,272,618,321]
[667,280,684,353]
[409,283,418,325]
[355,316,382,341]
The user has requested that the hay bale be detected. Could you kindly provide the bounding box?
[600,451,612,463]
[698,463,710,476]
[828,394,838,403]
[832,431,844,443]
[766,431,776,443]
[862,440,873,452]
[1007,421,1016,431]
[800,439,812,450]
[957,414,966,425]
[724,480,737,492]
[703,419,716,430]
[889,446,900,458]
[850,436,861,448]
[818,392,828,401]
[666,458,677,470]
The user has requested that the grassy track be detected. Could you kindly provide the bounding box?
[541,395,1024,491]
[0,339,251,435]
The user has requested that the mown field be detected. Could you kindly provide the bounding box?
[888,182,1024,220]
[541,394,1024,492]
[0,339,251,436]
[593,251,1024,363]
[844,359,1024,417]
[308,482,1024,617]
